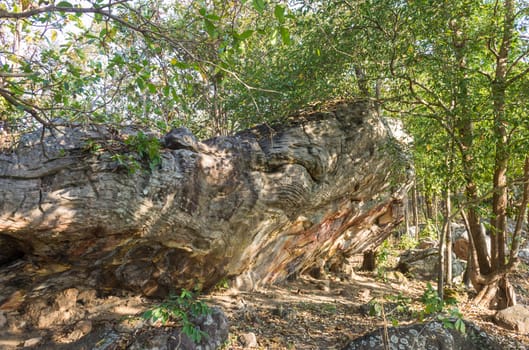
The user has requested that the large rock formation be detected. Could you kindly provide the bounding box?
[0,100,411,296]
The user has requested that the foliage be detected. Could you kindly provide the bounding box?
[142,288,211,344]
[0,0,297,136]
[214,277,230,291]
[84,131,161,174]
[368,292,412,326]
[367,284,465,333]
[419,283,465,334]
[397,233,418,250]
[419,220,440,240]
[124,131,161,171]
[375,240,392,281]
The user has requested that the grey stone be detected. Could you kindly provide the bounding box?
[239,332,258,348]
[397,249,466,282]
[343,320,502,350]
[23,337,42,347]
[494,304,529,333]
[162,127,199,151]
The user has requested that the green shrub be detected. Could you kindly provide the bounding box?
[125,131,162,171]
[419,283,465,334]
[142,289,211,344]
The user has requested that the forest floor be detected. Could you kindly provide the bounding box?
[210,266,529,349]
[1,254,529,349]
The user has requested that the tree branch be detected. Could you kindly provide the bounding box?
[0,87,49,126]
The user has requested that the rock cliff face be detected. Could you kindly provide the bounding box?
[0,100,411,296]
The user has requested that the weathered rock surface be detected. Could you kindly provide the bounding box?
[494,304,529,333]
[397,248,466,282]
[0,100,411,296]
[343,320,502,350]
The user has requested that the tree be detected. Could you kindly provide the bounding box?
[0,0,292,137]
[375,0,529,308]
[290,0,529,308]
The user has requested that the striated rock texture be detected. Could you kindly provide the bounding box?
[0,100,411,296]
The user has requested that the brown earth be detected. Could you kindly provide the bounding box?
[1,254,529,349]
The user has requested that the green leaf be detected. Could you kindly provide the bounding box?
[252,0,265,14]
[456,319,466,334]
[204,19,217,37]
[274,5,285,24]
[237,29,254,41]
[147,83,157,93]
[205,14,220,21]
[56,1,73,7]
[170,58,189,70]
[280,26,291,45]
[136,76,145,90]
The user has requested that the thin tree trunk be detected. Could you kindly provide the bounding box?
[433,194,438,230]
[413,180,420,240]
[509,157,529,263]
[490,0,514,272]
[404,196,410,237]
[446,191,453,286]
[438,212,446,300]
[425,194,433,221]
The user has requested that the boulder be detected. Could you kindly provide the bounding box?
[494,304,529,333]
[397,248,438,280]
[397,249,466,282]
[343,320,502,350]
[0,100,412,295]
[417,237,437,250]
[451,223,469,241]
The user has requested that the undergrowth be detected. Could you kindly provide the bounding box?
[368,282,466,334]
[142,288,211,344]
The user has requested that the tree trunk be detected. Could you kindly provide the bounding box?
[424,193,433,221]
[360,249,377,272]
[445,191,453,286]
[438,213,446,300]
[0,100,412,296]
[412,180,420,240]
[475,0,516,309]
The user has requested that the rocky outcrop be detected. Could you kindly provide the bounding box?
[0,100,411,296]
[343,320,502,350]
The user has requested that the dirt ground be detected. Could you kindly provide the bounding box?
[210,269,529,349]
[1,255,529,349]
